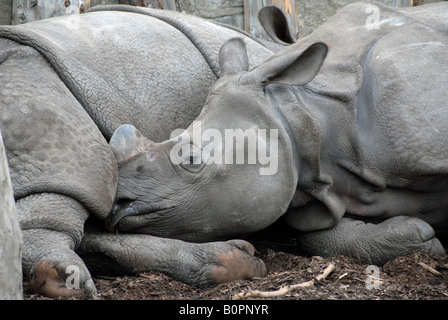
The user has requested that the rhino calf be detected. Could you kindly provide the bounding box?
[106,1,448,274]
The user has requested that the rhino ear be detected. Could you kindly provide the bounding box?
[242,42,328,87]
[109,124,150,165]
[219,38,249,76]
[258,6,296,45]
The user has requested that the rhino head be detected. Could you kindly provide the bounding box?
[107,39,328,242]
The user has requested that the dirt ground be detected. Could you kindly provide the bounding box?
[22,224,448,301]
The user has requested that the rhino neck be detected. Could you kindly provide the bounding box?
[264,86,300,187]
[266,84,391,231]
[266,85,348,226]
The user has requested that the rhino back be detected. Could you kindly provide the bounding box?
[0,39,117,218]
[0,7,273,142]
[358,14,448,181]
[278,2,448,231]
[285,1,448,182]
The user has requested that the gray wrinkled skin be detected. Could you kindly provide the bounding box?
[0,6,276,297]
[109,2,448,271]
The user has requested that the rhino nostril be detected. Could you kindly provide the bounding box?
[105,202,137,231]
[113,199,134,213]
[114,191,137,206]
[116,199,132,206]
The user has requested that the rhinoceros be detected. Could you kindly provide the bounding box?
[101,0,448,285]
[0,5,294,297]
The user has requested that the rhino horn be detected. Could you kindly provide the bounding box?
[109,124,151,165]
[219,38,249,76]
[241,42,328,87]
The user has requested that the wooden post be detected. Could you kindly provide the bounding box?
[159,0,177,10]
[0,131,23,300]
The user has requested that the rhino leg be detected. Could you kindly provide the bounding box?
[17,193,97,297]
[77,227,266,288]
[0,40,117,297]
[295,216,445,265]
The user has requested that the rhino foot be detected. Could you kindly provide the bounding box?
[17,193,97,297]
[21,228,97,298]
[296,216,445,265]
[182,239,267,287]
[78,229,266,288]
[30,255,96,298]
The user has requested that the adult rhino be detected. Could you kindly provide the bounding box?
[102,0,448,282]
[0,5,293,297]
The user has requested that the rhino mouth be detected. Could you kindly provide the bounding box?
[104,200,173,231]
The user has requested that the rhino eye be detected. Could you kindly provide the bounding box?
[179,145,205,173]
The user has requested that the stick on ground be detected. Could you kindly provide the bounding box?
[233,263,335,300]
[417,262,441,276]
